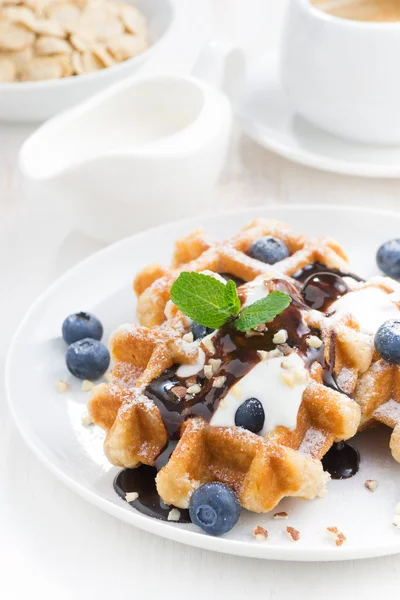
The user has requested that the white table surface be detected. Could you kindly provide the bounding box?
[2,1,400,598]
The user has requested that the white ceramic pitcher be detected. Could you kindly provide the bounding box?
[19,41,245,243]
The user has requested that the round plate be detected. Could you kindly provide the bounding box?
[239,56,400,178]
[6,205,400,561]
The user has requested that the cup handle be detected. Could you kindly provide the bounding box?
[191,40,246,104]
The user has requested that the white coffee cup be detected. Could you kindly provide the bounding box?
[280,0,400,144]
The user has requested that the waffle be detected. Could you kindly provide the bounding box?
[336,276,400,462]
[133,219,350,327]
[89,274,367,513]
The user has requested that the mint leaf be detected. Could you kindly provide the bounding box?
[170,272,241,329]
[224,279,241,317]
[235,291,291,332]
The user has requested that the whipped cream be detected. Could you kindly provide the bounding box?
[242,279,270,308]
[210,352,308,435]
[329,286,400,335]
[176,348,205,377]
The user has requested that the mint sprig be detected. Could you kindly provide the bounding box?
[170,272,240,328]
[235,291,291,331]
[170,272,291,332]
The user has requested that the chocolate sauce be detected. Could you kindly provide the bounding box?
[292,262,364,284]
[302,272,349,312]
[322,441,360,479]
[116,273,361,517]
[114,464,191,523]
[293,261,364,314]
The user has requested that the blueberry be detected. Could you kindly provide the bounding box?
[189,482,240,536]
[234,398,265,433]
[249,236,289,265]
[374,319,400,364]
[62,312,103,344]
[66,338,110,380]
[191,322,214,341]
[377,239,400,278]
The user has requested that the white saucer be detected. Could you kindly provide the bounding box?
[239,56,400,178]
[6,205,400,561]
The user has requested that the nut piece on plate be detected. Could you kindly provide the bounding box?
[253,526,268,541]
[286,526,300,542]
[0,0,149,82]
[364,479,378,492]
[326,526,347,546]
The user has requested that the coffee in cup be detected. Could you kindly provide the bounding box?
[311,0,400,23]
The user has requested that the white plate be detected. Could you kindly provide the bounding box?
[239,56,400,178]
[6,205,400,561]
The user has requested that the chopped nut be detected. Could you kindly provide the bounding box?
[81,413,93,426]
[254,324,266,332]
[393,515,400,529]
[281,359,293,370]
[327,526,347,546]
[185,376,197,386]
[182,332,194,343]
[171,386,187,399]
[280,370,296,388]
[365,479,378,492]
[212,376,226,388]
[231,383,242,399]
[209,358,222,374]
[81,379,94,392]
[274,511,288,519]
[245,330,263,338]
[125,491,138,503]
[336,533,346,546]
[204,365,213,379]
[293,368,308,385]
[268,348,282,359]
[104,371,113,382]
[253,526,268,541]
[202,334,215,355]
[257,350,269,361]
[56,379,68,393]
[273,329,288,345]
[306,335,323,349]
[167,508,181,521]
[286,526,300,542]
[186,384,201,395]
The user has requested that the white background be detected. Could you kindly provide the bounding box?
[2,1,400,598]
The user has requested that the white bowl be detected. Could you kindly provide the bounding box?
[0,0,174,123]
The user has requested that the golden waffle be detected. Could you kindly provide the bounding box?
[338,277,400,462]
[133,219,350,327]
[89,277,367,513]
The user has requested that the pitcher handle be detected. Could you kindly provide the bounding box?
[191,40,246,104]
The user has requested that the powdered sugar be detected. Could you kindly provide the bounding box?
[374,399,400,425]
[298,427,327,458]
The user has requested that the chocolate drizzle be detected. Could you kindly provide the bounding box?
[322,441,360,479]
[114,443,191,523]
[302,272,349,312]
[292,262,365,284]
[116,267,364,517]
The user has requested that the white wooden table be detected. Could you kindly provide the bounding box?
[2,1,400,598]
